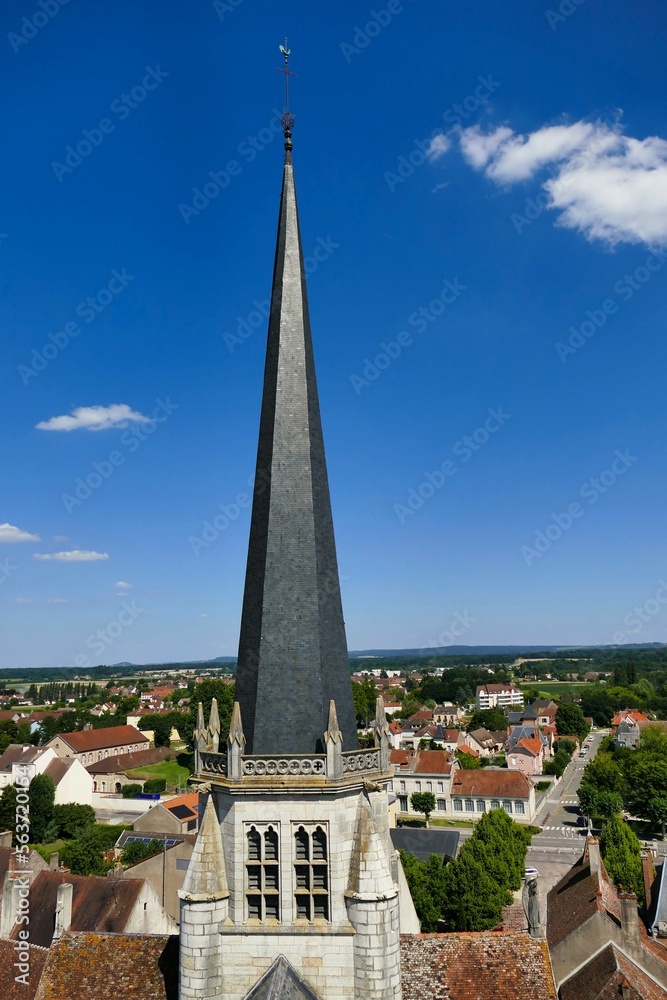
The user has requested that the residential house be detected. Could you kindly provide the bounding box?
[0,744,93,805]
[476,683,524,711]
[0,870,176,947]
[463,727,505,758]
[433,703,465,725]
[86,745,172,793]
[506,724,551,761]
[611,708,651,729]
[547,837,667,994]
[390,748,459,818]
[118,833,196,923]
[44,723,149,765]
[133,792,201,835]
[614,716,642,749]
[450,769,536,823]
[507,736,544,776]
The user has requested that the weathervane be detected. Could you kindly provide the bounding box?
[276,38,296,151]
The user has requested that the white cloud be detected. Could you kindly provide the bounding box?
[114,580,133,589]
[33,550,109,562]
[47,598,68,604]
[11,597,35,605]
[425,133,451,163]
[36,404,151,433]
[456,119,667,247]
[0,523,40,544]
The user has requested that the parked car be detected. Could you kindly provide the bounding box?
[523,866,539,879]
[576,815,588,827]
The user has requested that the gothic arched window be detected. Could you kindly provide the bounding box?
[294,825,329,922]
[246,825,279,922]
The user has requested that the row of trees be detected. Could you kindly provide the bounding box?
[400,808,532,931]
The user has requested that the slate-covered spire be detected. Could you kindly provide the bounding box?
[235,143,358,756]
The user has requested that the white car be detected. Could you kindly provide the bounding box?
[523,867,539,880]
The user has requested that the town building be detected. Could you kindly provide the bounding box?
[44,723,149,764]
[0,744,93,805]
[476,683,524,711]
[390,748,459,817]
[86,745,173,793]
[134,793,200,835]
[450,769,536,823]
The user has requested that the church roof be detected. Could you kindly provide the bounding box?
[243,954,321,1000]
[32,932,178,1000]
[234,142,357,755]
[399,932,557,998]
[179,795,228,901]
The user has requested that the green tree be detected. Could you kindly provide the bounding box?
[648,797,667,840]
[595,791,624,819]
[581,756,625,795]
[60,829,109,876]
[52,803,95,839]
[143,778,167,794]
[554,738,577,757]
[122,783,143,799]
[455,750,482,770]
[467,708,508,733]
[399,851,448,932]
[28,774,55,844]
[440,852,512,931]
[555,702,589,741]
[121,838,164,866]
[0,784,17,839]
[600,816,644,903]
[410,792,436,826]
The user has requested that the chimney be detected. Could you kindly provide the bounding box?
[0,831,11,849]
[619,890,641,955]
[53,882,73,940]
[83,722,92,731]
[587,835,601,874]
[49,852,60,871]
[642,851,655,907]
[0,878,22,937]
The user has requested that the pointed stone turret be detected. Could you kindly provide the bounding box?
[234,148,358,756]
[324,699,343,779]
[374,695,391,772]
[346,795,401,999]
[194,701,206,772]
[227,700,245,780]
[179,796,229,1000]
[207,697,220,753]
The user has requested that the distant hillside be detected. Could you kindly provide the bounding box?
[348,643,667,658]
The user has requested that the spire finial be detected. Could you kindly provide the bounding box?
[276,37,296,152]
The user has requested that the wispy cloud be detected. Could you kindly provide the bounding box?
[36,404,152,432]
[0,523,40,544]
[34,550,109,562]
[439,118,667,248]
[425,133,451,162]
[47,598,68,604]
[11,597,36,605]
[114,580,133,589]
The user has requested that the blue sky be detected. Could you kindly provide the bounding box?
[2,0,667,668]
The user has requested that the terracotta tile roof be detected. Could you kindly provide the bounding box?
[52,725,149,754]
[10,872,144,947]
[477,684,521,694]
[0,744,43,771]
[546,856,620,949]
[456,743,479,758]
[388,721,403,733]
[560,943,666,1000]
[85,746,171,774]
[441,729,463,740]
[390,749,412,766]
[0,940,49,1000]
[611,709,651,727]
[42,757,77,785]
[33,932,178,1000]
[452,769,532,798]
[413,750,453,775]
[162,792,199,821]
[400,931,557,999]
[515,737,543,756]
[408,709,434,723]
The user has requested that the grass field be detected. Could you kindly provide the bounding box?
[126,759,191,789]
[520,681,594,698]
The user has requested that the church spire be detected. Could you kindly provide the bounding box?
[234,49,358,755]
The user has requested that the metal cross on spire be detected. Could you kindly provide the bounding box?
[276,38,296,151]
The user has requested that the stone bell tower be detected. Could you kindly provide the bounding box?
[179,46,405,1000]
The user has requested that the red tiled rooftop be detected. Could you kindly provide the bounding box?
[452,769,532,798]
[52,725,149,754]
[400,932,557,999]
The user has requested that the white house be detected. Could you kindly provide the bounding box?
[476,683,524,711]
